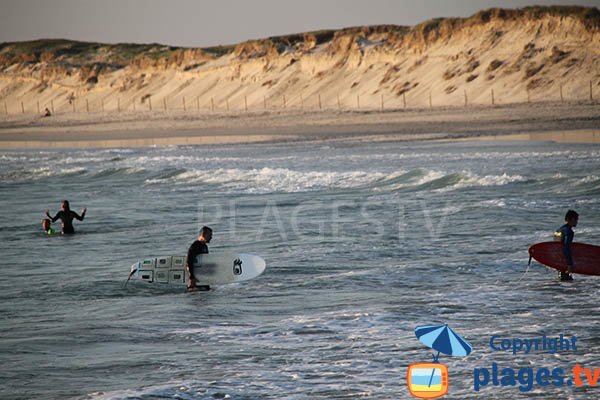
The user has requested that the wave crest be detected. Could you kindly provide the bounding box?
[144,167,526,193]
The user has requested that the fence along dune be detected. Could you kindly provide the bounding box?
[0,6,599,116]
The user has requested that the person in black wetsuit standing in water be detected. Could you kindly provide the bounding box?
[46,200,86,234]
[554,209,579,281]
[187,226,212,291]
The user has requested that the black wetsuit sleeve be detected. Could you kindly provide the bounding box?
[51,211,61,223]
[72,211,85,221]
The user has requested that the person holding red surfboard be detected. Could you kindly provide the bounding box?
[554,209,579,281]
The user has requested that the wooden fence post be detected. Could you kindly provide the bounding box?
[149,97,152,111]
[356,94,360,110]
[37,101,40,114]
[527,89,530,103]
[51,100,54,114]
[211,97,215,112]
[403,93,406,109]
[101,99,104,112]
[283,94,286,109]
[429,92,432,109]
[590,81,594,101]
[559,84,563,102]
[4,101,7,115]
[197,97,200,111]
[183,97,186,111]
[118,98,121,112]
[491,89,495,106]
[464,90,468,107]
[21,101,25,114]
[244,96,248,111]
[381,94,384,111]
[86,99,89,112]
[318,94,322,109]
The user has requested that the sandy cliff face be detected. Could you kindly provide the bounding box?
[1,6,599,115]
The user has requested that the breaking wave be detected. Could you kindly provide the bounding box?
[144,167,527,193]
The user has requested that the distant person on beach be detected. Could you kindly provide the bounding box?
[43,108,52,117]
[41,218,55,235]
[554,209,579,281]
[186,226,212,291]
[46,200,86,234]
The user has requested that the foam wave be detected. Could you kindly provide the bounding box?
[574,175,600,185]
[146,167,389,193]
[143,167,529,193]
[460,172,527,187]
[377,170,525,192]
[0,166,87,182]
[0,154,30,163]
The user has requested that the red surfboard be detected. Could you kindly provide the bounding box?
[528,242,600,276]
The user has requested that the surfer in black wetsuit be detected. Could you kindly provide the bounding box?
[554,209,578,281]
[46,200,86,234]
[187,226,212,291]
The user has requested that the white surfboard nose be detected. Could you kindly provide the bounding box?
[240,253,266,275]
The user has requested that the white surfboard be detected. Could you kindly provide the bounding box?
[129,253,266,286]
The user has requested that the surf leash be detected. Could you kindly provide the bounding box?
[124,268,138,287]
[515,256,532,284]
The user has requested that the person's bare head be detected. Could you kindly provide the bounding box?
[565,209,579,228]
[61,200,70,211]
[199,226,213,243]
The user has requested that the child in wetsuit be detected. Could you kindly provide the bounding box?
[554,209,579,281]
[42,218,55,235]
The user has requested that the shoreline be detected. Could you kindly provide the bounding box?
[1,101,599,148]
[448,129,600,144]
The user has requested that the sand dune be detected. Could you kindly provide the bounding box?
[0,6,599,149]
[1,7,599,117]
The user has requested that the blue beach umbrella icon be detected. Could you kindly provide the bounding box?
[415,324,472,360]
[415,324,473,387]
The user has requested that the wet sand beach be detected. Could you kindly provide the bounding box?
[0,101,598,148]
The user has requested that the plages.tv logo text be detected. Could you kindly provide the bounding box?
[474,334,600,392]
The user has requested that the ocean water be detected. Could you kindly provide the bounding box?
[1,137,599,399]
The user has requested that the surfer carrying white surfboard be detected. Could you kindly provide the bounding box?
[554,209,579,281]
[45,200,86,234]
[187,226,212,291]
